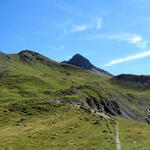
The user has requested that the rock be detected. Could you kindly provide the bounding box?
[19,53,32,62]
[3,109,8,112]
[78,136,83,139]
[20,118,28,122]
[75,104,80,109]
[145,118,150,124]
[93,121,100,125]
[63,54,113,77]
[28,113,33,115]
[147,109,150,118]
[73,144,77,149]
[18,50,52,66]
[64,131,70,134]
[102,130,107,133]
[100,99,121,116]
[51,137,55,140]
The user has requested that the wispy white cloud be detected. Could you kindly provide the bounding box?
[85,33,147,48]
[64,24,91,34]
[105,51,150,67]
[71,25,92,32]
[96,17,103,29]
[64,17,103,34]
[49,45,65,50]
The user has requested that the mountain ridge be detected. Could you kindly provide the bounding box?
[63,53,113,77]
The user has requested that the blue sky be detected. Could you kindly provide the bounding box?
[1,0,150,75]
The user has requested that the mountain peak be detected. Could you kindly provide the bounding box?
[67,54,93,70]
[64,54,113,77]
[73,53,84,58]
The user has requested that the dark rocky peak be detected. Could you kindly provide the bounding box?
[67,53,94,70]
[64,54,113,77]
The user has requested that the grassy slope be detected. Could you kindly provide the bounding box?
[118,117,150,150]
[1,51,150,149]
[0,52,107,104]
[101,80,150,122]
[0,100,116,150]
[0,51,116,149]
[1,99,150,150]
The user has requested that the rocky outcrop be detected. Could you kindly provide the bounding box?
[18,50,56,67]
[100,100,121,115]
[67,95,148,123]
[54,86,148,122]
[18,50,40,62]
[18,50,39,57]
[82,97,130,119]
[63,54,113,77]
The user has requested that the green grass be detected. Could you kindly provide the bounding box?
[1,99,150,150]
[0,100,116,150]
[118,117,150,150]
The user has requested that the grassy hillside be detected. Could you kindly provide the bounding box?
[0,50,107,104]
[118,117,150,150]
[1,99,150,150]
[0,100,116,150]
[1,50,150,149]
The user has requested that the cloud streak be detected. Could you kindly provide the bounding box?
[85,33,147,48]
[105,51,150,67]
[96,17,103,29]
[64,17,103,34]
[64,24,92,34]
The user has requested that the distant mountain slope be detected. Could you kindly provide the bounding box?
[110,74,150,90]
[63,54,113,77]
